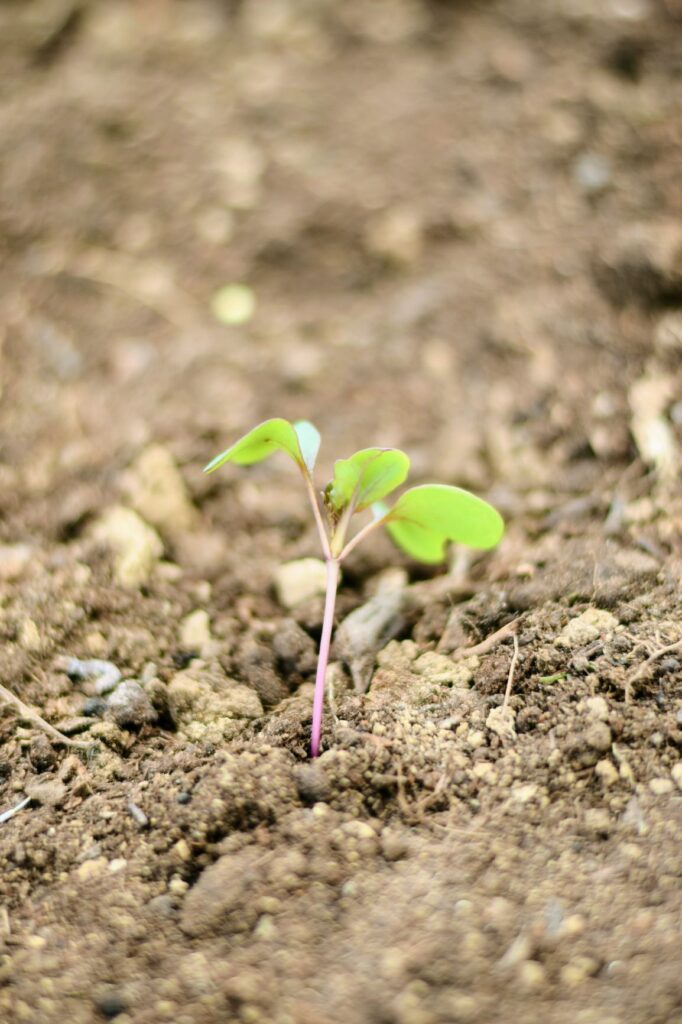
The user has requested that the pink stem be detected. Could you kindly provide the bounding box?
[310,558,339,758]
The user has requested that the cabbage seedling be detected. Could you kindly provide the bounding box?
[204,419,504,757]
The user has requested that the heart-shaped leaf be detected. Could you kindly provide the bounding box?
[327,448,410,514]
[204,418,317,474]
[383,484,504,563]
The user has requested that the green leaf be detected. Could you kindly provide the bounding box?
[203,418,310,474]
[294,421,321,473]
[383,484,504,563]
[327,448,410,513]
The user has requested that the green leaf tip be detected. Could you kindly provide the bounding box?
[203,417,319,475]
[383,484,504,564]
[327,448,410,514]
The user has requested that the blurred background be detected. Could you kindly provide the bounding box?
[0,0,680,570]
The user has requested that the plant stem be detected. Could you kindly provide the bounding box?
[310,558,339,758]
[338,514,385,561]
[303,473,332,560]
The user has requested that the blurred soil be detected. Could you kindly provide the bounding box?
[1,1,682,1022]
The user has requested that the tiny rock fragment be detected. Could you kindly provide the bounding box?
[555,607,619,648]
[274,558,327,609]
[649,777,673,796]
[511,784,538,805]
[574,152,611,194]
[473,761,498,784]
[293,763,331,805]
[128,802,149,828]
[583,808,613,837]
[123,444,198,536]
[486,705,517,743]
[18,618,41,652]
[29,734,56,772]
[77,857,108,882]
[595,759,619,787]
[92,506,163,587]
[517,960,547,992]
[180,609,212,652]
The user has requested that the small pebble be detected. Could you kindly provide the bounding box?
[293,763,331,804]
[83,697,108,718]
[28,734,56,773]
[179,609,212,651]
[274,558,327,609]
[107,680,157,730]
[649,777,673,796]
[176,791,192,805]
[95,990,128,1019]
[127,802,149,828]
[595,759,619,787]
[573,153,611,194]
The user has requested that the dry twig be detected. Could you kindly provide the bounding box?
[0,682,94,751]
[503,634,521,710]
[453,619,520,661]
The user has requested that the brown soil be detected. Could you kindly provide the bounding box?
[1,2,682,1022]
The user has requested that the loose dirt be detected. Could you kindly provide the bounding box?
[1,2,681,1022]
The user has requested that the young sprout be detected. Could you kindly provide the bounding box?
[204,419,504,757]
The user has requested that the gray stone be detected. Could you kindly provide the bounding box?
[107,680,158,730]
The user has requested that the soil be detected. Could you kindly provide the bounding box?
[1,1,682,1022]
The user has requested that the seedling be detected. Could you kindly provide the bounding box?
[204,419,504,757]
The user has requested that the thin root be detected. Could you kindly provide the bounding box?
[625,637,682,704]
[502,634,521,710]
